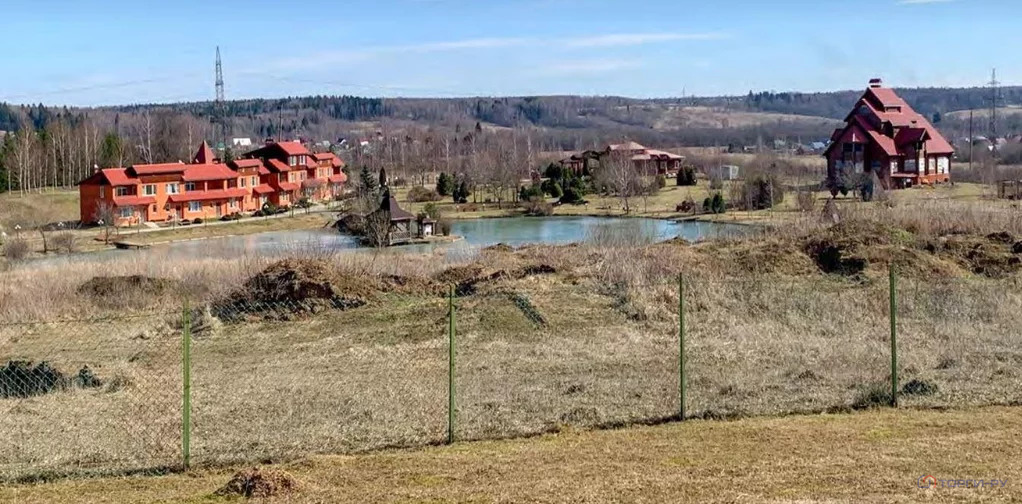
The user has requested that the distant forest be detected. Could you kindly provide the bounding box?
[1,85,1021,193]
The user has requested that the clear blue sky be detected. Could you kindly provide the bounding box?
[0,0,1015,106]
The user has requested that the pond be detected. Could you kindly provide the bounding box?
[21,216,750,269]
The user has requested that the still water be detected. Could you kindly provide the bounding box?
[23,216,749,268]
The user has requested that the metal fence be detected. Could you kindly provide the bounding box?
[2,269,1020,481]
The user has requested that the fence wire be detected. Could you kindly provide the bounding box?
[1,273,1020,482]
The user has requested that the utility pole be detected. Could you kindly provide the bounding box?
[215,46,227,155]
[988,68,999,145]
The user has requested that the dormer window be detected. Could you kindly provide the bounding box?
[288,155,297,166]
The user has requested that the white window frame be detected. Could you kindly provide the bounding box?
[184,182,196,191]
[115,186,129,196]
[118,207,133,218]
[229,198,238,209]
[166,183,180,195]
[188,201,201,212]
[143,184,157,196]
[240,177,247,188]
[288,155,297,166]
[100,186,106,198]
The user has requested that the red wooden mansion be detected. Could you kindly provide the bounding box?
[825,79,953,191]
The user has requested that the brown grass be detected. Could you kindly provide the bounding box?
[2,198,1022,481]
[2,405,1020,503]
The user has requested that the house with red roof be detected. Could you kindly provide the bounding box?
[825,79,953,191]
[559,141,684,176]
[78,140,348,226]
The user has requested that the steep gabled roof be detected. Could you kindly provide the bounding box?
[277,141,311,156]
[192,141,215,164]
[829,81,954,158]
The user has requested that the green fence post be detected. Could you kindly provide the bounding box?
[678,273,686,421]
[889,264,898,408]
[182,301,192,469]
[447,284,456,445]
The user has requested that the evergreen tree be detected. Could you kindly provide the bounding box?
[436,172,454,196]
[359,165,378,197]
[99,133,123,168]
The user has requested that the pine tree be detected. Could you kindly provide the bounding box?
[359,165,378,197]
[436,172,454,196]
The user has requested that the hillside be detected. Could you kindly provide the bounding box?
[3,84,1018,153]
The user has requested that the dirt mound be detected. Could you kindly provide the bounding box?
[216,468,298,499]
[925,235,1022,278]
[217,259,378,320]
[78,275,178,299]
[803,220,907,276]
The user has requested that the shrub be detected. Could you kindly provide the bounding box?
[453,181,470,204]
[702,197,712,213]
[408,186,441,202]
[519,184,543,201]
[739,174,785,210]
[901,378,939,396]
[676,197,695,213]
[296,198,313,209]
[544,162,564,180]
[422,202,442,220]
[709,193,726,214]
[51,231,79,253]
[560,187,585,205]
[522,197,554,216]
[851,382,892,410]
[655,174,667,189]
[677,166,697,186]
[709,176,723,190]
[2,238,30,261]
[541,179,563,198]
[797,190,816,212]
[193,218,204,225]
[437,217,453,236]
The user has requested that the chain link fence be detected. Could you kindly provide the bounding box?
[2,271,1020,481]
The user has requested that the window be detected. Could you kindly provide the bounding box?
[279,173,286,183]
[288,155,297,166]
[240,177,247,188]
[115,187,129,196]
[166,183,180,194]
[189,201,201,212]
[251,176,257,187]
[299,155,306,166]
[99,186,106,198]
[143,184,156,196]
[260,195,268,206]
[118,207,133,218]
[229,198,238,209]
[184,182,196,191]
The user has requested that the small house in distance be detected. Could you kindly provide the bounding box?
[824,79,953,191]
[559,142,684,176]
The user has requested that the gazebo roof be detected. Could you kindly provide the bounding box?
[380,189,415,222]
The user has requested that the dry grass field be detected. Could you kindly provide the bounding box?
[2,405,1020,503]
[2,197,1022,482]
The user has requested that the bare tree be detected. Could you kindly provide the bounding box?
[596,152,639,213]
[94,202,116,244]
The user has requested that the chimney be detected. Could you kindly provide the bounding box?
[869,78,883,88]
[265,138,275,146]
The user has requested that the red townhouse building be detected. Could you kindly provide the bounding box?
[825,79,953,191]
[79,140,347,227]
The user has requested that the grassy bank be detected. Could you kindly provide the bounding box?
[2,405,1019,503]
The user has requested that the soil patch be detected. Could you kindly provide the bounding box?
[216,468,299,499]
[78,275,180,301]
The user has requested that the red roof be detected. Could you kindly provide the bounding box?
[131,162,187,176]
[112,195,155,207]
[192,141,215,164]
[278,182,300,191]
[168,188,248,203]
[828,82,954,158]
[258,166,271,175]
[277,141,310,156]
[253,184,275,194]
[328,173,348,183]
[232,159,263,169]
[266,158,293,172]
[183,163,238,182]
[311,152,344,168]
[82,168,139,186]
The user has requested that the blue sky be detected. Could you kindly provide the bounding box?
[0,0,1015,106]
